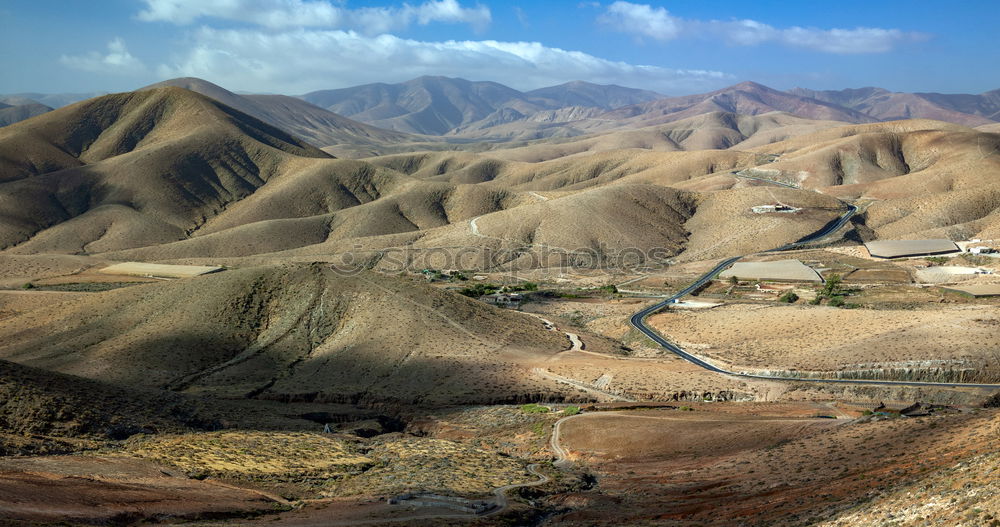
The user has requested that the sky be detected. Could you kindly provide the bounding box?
[1,0,998,96]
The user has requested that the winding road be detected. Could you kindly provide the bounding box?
[628,203,1000,390]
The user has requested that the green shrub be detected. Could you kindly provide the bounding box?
[562,406,580,416]
[459,283,499,297]
[520,403,549,414]
[21,283,34,290]
[518,282,538,291]
[828,296,846,308]
[808,296,822,305]
[779,291,799,303]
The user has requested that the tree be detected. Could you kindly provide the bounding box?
[821,274,843,297]
[729,275,739,285]
[779,291,799,303]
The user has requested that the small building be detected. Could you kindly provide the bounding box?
[480,292,523,308]
[969,246,996,255]
[751,203,799,214]
[864,239,960,259]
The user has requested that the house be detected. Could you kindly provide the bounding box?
[969,246,996,255]
[751,203,799,214]
[480,292,523,308]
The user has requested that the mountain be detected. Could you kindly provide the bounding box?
[142,78,420,154]
[0,265,573,405]
[300,76,666,136]
[301,76,546,135]
[789,87,1000,127]
[524,80,663,110]
[0,86,331,253]
[0,102,53,127]
[601,81,876,128]
[0,92,103,109]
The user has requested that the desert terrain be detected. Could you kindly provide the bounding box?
[0,74,997,527]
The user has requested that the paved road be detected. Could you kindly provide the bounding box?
[628,204,1000,390]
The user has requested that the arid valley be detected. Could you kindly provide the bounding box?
[2,2,1000,526]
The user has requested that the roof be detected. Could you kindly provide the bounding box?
[941,283,1000,297]
[719,259,822,282]
[864,239,959,258]
[99,262,223,279]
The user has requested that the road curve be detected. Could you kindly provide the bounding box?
[628,204,1000,390]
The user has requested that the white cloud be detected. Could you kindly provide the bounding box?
[137,0,491,33]
[598,1,927,54]
[60,38,146,74]
[154,27,730,94]
[598,1,681,41]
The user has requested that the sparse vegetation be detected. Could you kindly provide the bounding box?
[458,282,500,297]
[563,406,581,416]
[520,403,550,414]
[779,291,799,303]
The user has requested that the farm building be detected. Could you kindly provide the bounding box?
[480,292,523,308]
[864,239,959,259]
[941,284,1000,297]
[99,262,223,279]
[719,259,823,282]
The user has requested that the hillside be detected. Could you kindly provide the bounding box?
[0,86,331,253]
[0,102,52,127]
[791,86,1000,126]
[599,81,875,129]
[0,265,573,405]
[143,78,420,154]
[301,76,664,136]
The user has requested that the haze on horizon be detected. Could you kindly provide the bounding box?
[2,0,999,96]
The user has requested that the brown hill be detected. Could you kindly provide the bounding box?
[0,102,52,127]
[302,76,663,137]
[0,87,331,253]
[474,111,847,162]
[790,86,998,127]
[599,82,875,129]
[0,265,573,405]
[0,359,214,442]
[143,78,420,154]
[741,120,1000,240]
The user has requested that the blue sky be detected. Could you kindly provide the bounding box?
[2,0,998,96]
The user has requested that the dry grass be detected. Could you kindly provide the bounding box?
[650,303,1000,381]
[123,431,371,480]
[328,436,533,497]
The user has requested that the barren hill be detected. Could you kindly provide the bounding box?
[600,81,875,128]
[0,86,331,253]
[790,86,999,127]
[0,265,573,405]
[0,102,52,127]
[143,77,420,154]
[524,80,663,109]
[301,76,664,137]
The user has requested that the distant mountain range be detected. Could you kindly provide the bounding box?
[788,86,1000,127]
[2,77,998,148]
[299,76,665,135]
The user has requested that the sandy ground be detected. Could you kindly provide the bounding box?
[649,303,1000,375]
[545,405,1000,526]
[0,456,278,523]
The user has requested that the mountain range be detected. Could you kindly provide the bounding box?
[4,78,998,152]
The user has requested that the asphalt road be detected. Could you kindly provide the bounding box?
[628,204,1000,390]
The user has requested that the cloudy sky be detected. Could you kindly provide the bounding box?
[2,0,998,96]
